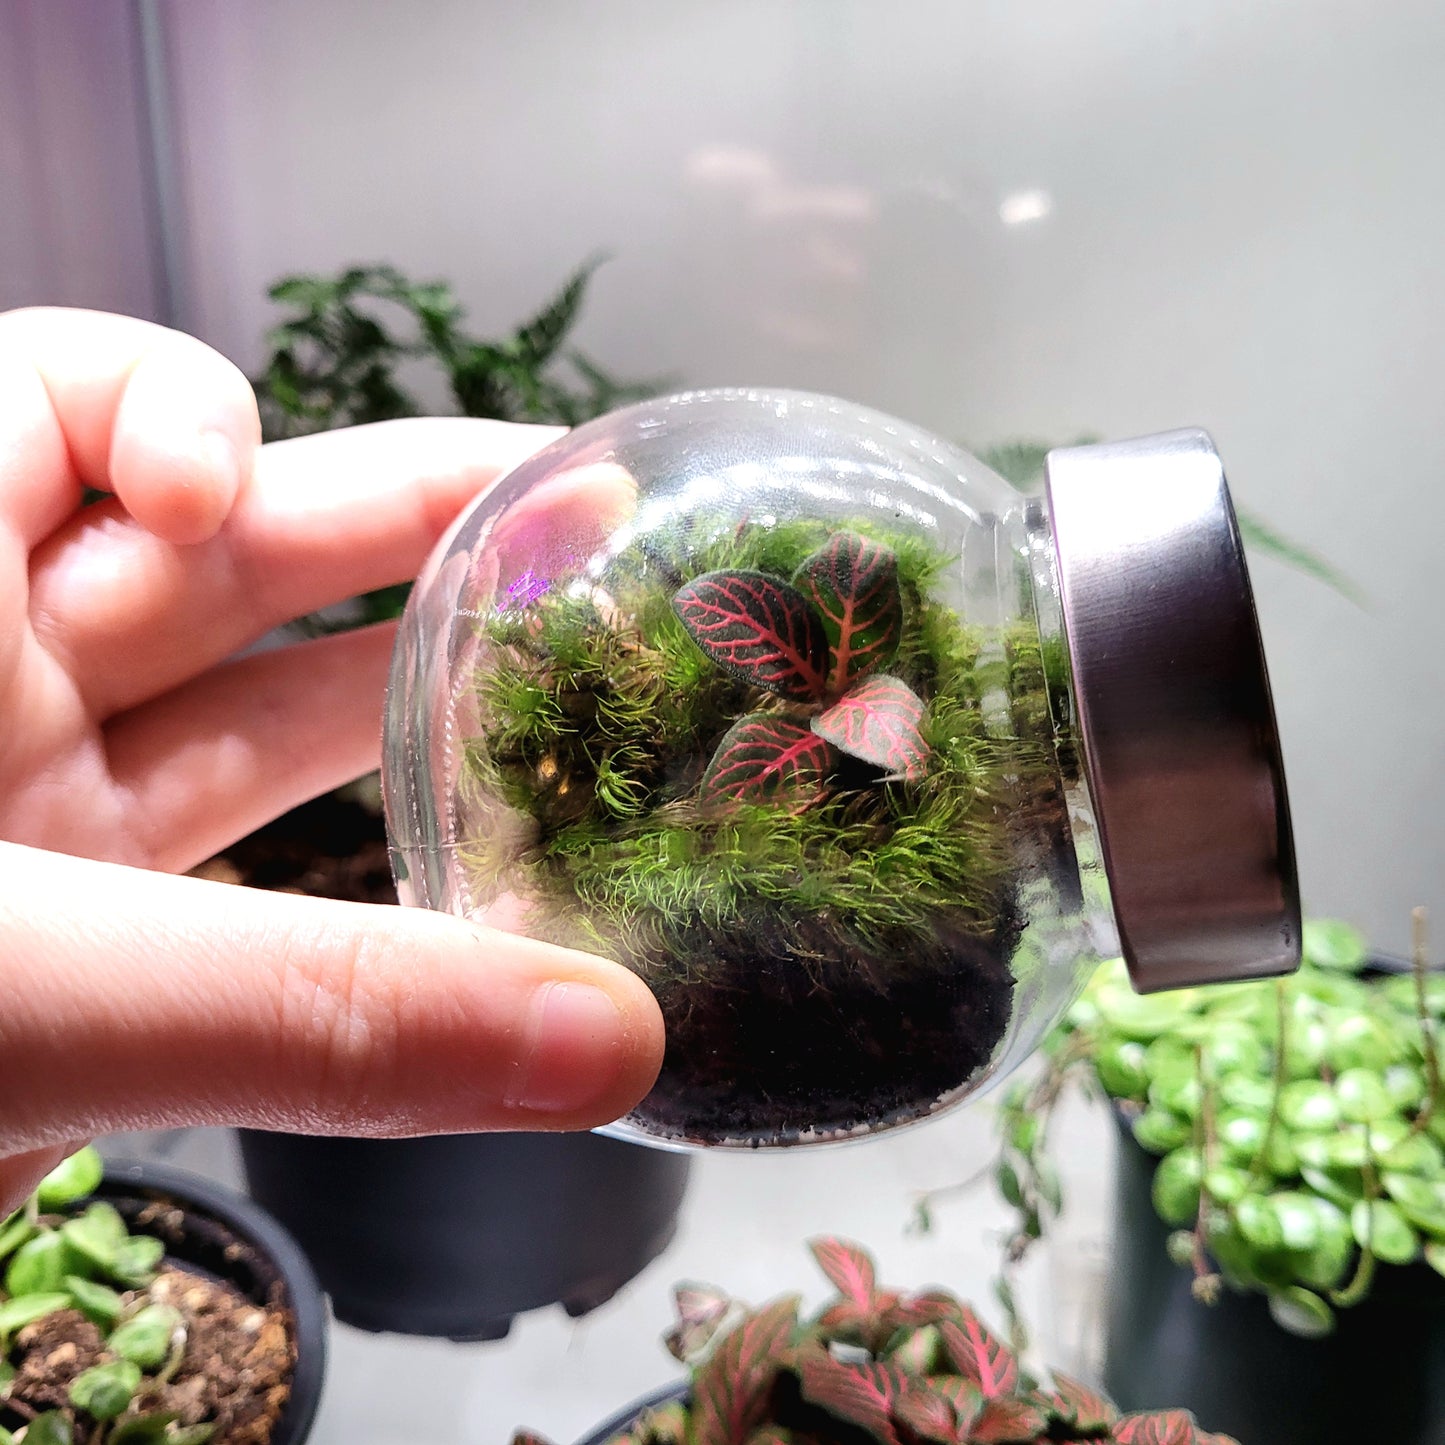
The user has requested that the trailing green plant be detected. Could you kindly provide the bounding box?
[971,916,1445,1342]
[0,1149,211,1445]
[513,1236,1237,1445]
[252,256,661,627]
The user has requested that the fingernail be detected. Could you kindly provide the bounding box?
[506,981,631,1114]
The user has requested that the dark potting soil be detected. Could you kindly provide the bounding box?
[633,909,1017,1146]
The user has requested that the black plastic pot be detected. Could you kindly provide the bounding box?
[238,1129,691,1340]
[95,1159,328,1445]
[1103,1114,1445,1445]
[572,1382,687,1445]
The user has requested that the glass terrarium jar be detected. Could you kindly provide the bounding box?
[382,388,1299,1149]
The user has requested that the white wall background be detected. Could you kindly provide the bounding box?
[159,0,1445,957]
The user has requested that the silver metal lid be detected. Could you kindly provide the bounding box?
[1043,429,1300,993]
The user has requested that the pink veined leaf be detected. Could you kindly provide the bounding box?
[689,1295,800,1445]
[938,1313,1019,1399]
[1112,1411,1201,1445]
[701,716,838,805]
[884,1323,941,1377]
[815,1298,874,1347]
[1044,1373,1117,1434]
[665,1282,733,1363]
[812,676,929,779]
[891,1386,960,1445]
[673,570,829,700]
[508,1434,558,1445]
[1191,1432,1242,1445]
[793,531,904,693]
[883,1292,966,1333]
[743,1431,794,1445]
[929,1378,984,1436]
[964,1395,1048,1444]
[809,1237,878,1310]
[797,1352,908,1445]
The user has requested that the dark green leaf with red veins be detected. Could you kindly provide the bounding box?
[938,1314,1019,1398]
[892,1386,960,1445]
[1112,1412,1201,1445]
[672,571,828,700]
[812,676,929,779]
[797,1353,909,1445]
[665,1282,732,1363]
[965,1396,1049,1444]
[793,532,904,693]
[690,1296,800,1445]
[1044,1374,1117,1434]
[508,1435,557,1445]
[701,717,838,805]
[928,1377,985,1433]
[743,1431,794,1445]
[810,1237,878,1309]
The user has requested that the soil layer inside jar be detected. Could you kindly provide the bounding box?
[631,907,1017,1146]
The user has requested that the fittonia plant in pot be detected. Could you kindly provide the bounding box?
[382,389,1301,1148]
[514,1237,1239,1445]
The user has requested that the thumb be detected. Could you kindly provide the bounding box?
[0,843,664,1152]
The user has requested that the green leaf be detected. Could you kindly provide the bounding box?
[6,1231,70,1296]
[1335,1068,1393,1122]
[1327,1014,1401,1072]
[0,1292,71,1344]
[65,1275,124,1331]
[1379,1130,1443,1176]
[884,1323,939,1376]
[60,1203,128,1274]
[1147,1074,1203,1121]
[1269,1192,1323,1251]
[1093,986,1197,1041]
[1215,1111,1267,1165]
[0,1214,36,1263]
[1351,1199,1420,1264]
[69,1360,142,1421]
[106,1235,165,1290]
[1094,1038,1149,1098]
[22,1413,73,1445]
[1382,1174,1445,1237]
[1234,1194,1285,1253]
[1278,1079,1341,1131]
[1426,1243,1445,1279]
[166,1428,218,1445]
[1132,1108,1192,1155]
[1302,919,1368,970]
[109,1304,182,1370]
[1267,1286,1335,1338]
[1300,1163,1366,1210]
[1203,1166,1250,1206]
[35,1148,104,1210]
[107,1412,180,1445]
[995,1161,1023,1209]
[1151,1149,1203,1226]
[513,256,602,366]
[1296,1200,1354,1290]
[1383,1064,1427,1111]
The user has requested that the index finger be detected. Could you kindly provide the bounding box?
[0,306,262,546]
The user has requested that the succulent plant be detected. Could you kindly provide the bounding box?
[515,1237,1236,1445]
[979,917,1445,1339]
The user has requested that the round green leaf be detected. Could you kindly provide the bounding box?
[1279,1080,1341,1132]
[1218,1075,1275,1113]
[6,1231,70,1296]
[60,1203,128,1274]
[1152,1149,1203,1226]
[64,1276,123,1332]
[1299,1163,1366,1210]
[1144,1037,1198,1088]
[1200,1024,1265,1077]
[1327,1015,1402,1073]
[1335,1069,1393,1123]
[106,1235,164,1290]
[1094,985,1197,1040]
[1303,919,1367,971]
[35,1148,104,1211]
[68,1359,141,1422]
[1384,1064,1427,1112]
[0,1292,72,1343]
[1234,1194,1284,1253]
[1282,1019,1330,1081]
[1382,1174,1445,1236]
[109,1305,182,1370]
[1264,1130,1299,1178]
[1296,1199,1353,1290]
[1380,1131,1444,1177]
[1092,1040,1150,1092]
[1217,1111,1267,1165]
[1148,1074,1204,1121]
[1425,1242,1445,1279]
[1351,1199,1420,1264]
[1132,1108,1192,1155]
[1268,1287,1335,1338]
[1204,1166,1250,1206]
[1268,1192,1322,1251]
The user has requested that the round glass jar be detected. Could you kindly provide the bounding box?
[382,389,1298,1149]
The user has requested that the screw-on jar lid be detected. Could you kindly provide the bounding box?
[1044,429,1301,993]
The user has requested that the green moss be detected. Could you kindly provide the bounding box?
[458,519,1061,978]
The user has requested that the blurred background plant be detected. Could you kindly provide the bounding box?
[251,256,662,628]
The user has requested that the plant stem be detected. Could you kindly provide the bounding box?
[1250,979,1290,1183]
[1189,1046,1222,1302]
[1410,907,1442,1139]
[1332,1149,1380,1309]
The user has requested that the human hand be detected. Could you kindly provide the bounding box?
[0,308,664,1213]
